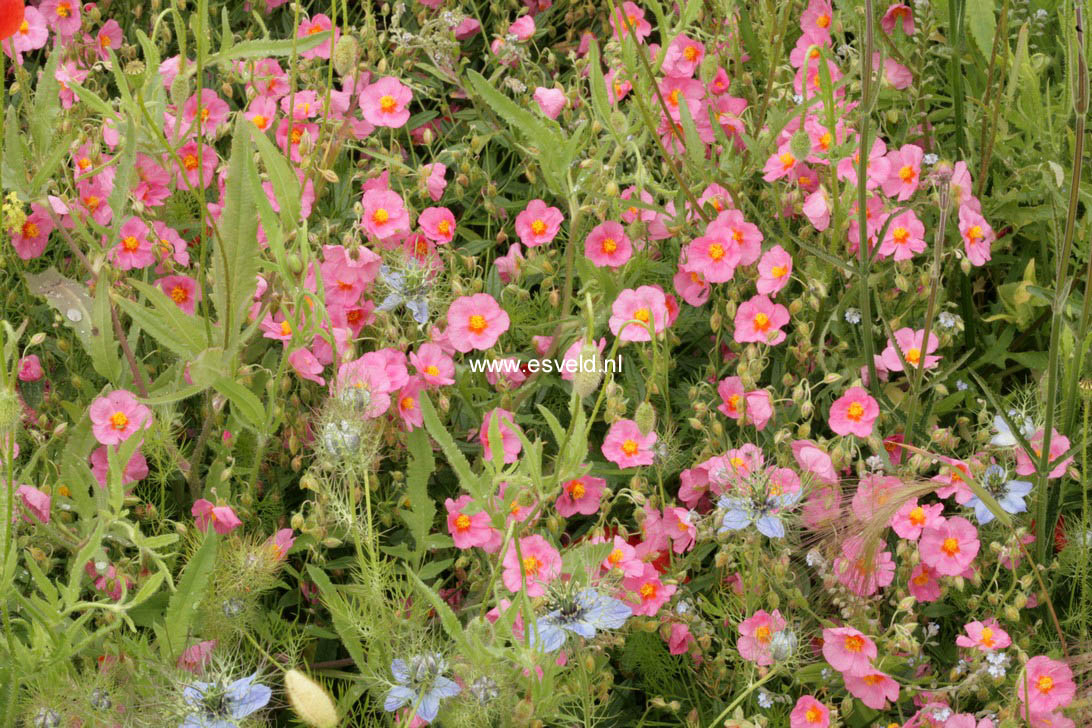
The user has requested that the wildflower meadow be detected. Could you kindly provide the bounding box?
[2,0,1092,726]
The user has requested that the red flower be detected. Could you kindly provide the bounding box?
[0,0,24,42]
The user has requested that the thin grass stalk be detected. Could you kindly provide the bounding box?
[857,0,880,394]
[1036,4,1088,562]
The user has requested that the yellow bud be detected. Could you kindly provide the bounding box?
[284,670,338,728]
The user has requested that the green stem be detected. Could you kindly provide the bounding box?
[857,0,880,394]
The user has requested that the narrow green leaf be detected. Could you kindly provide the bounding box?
[113,280,208,359]
[212,377,266,430]
[419,393,479,497]
[164,532,218,657]
[211,117,260,344]
[249,121,301,229]
[398,428,437,562]
[405,565,472,654]
[205,32,330,65]
[31,51,60,153]
[65,520,106,606]
[966,0,997,58]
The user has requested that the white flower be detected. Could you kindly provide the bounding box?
[923,153,939,165]
[844,308,862,324]
[757,690,774,709]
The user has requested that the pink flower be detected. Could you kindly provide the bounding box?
[958,204,995,266]
[609,286,669,342]
[882,143,923,200]
[828,386,879,438]
[844,670,899,710]
[177,641,217,674]
[480,407,522,464]
[790,696,830,728]
[40,0,81,37]
[183,89,230,137]
[601,535,644,577]
[673,266,710,306]
[533,87,566,119]
[878,209,926,261]
[90,390,153,445]
[609,1,652,40]
[446,293,510,352]
[667,623,694,655]
[266,528,295,560]
[919,516,980,575]
[111,217,156,271]
[175,140,218,189]
[683,230,741,283]
[157,275,201,315]
[834,535,896,596]
[734,294,789,345]
[16,485,50,524]
[11,203,53,260]
[822,627,877,676]
[712,209,763,265]
[288,348,325,386]
[908,563,942,602]
[445,495,498,550]
[410,343,456,387]
[359,76,413,128]
[558,337,606,381]
[737,609,787,666]
[1027,713,1074,728]
[955,619,1011,651]
[513,199,563,247]
[418,206,456,244]
[890,499,944,540]
[1018,656,1076,715]
[717,376,747,420]
[662,33,705,78]
[423,163,447,201]
[298,14,338,60]
[791,440,838,484]
[90,445,149,488]
[664,507,697,553]
[6,7,47,60]
[17,355,42,382]
[601,419,656,468]
[360,188,410,240]
[851,474,902,521]
[880,327,942,373]
[556,475,605,517]
[335,357,395,418]
[763,144,800,182]
[502,535,561,596]
[801,0,833,41]
[622,563,676,616]
[585,221,633,268]
[880,55,913,89]
[509,15,536,40]
[192,499,243,535]
[1015,429,1073,478]
[756,245,792,295]
[882,3,915,35]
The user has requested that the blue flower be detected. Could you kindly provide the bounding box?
[965,464,1033,525]
[532,589,633,652]
[717,490,800,539]
[990,412,1034,448]
[376,265,431,325]
[180,673,271,728]
[383,653,461,724]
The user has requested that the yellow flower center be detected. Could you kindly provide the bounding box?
[753,312,770,332]
[905,347,921,366]
[1037,676,1054,694]
[425,365,440,376]
[22,221,39,238]
[806,707,822,723]
[844,635,865,652]
[898,164,915,182]
[816,14,831,28]
[862,674,884,686]
[468,314,488,334]
[522,555,541,576]
[170,285,189,304]
[727,393,740,413]
[122,236,140,252]
[567,480,586,499]
[909,506,926,526]
[183,154,199,171]
[379,95,398,113]
[755,625,772,643]
[893,227,909,244]
[400,396,416,410]
[280,320,291,336]
[622,439,639,456]
[683,45,699,61]
[941,537,960,556]
[980,627,995,647]
[633,308,650,323]
[437,219,451,236]
[454,514,471,531]
[372,208,389,225]
[608,548,623,564]
[639,582,657,600]
[251,114,268,130]
[819,132,833,150]
[967,225,983,242]
[530,219,546,235]
[57,2,71,17]
[846,401,865,421]
[708,243,725,261]
[601,237,618,254]
[109,412,129,431]
[771,265,787,278]
[779,152,796,169]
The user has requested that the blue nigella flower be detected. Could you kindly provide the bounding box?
[180,673,271,728]
[717,487,800,539]
[990,412,1034,448]
[965,464,1033,525]
[376,264,430,325]
[383,653,461,724]
[532,588,633,652]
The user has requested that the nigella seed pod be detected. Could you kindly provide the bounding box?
[285,669,338,728]
[89,689,112,710]
[222,597,246,618]
[32,709,61,728]
[770,629,798,662]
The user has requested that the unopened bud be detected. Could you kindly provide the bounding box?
[284,669,338,728]
[634,401,656,436]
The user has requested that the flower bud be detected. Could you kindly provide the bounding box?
[634,401,656,436]
[285,669,338,728]
[332,35,360,77]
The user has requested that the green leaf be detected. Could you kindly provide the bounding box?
[128,569,167,608]
[114,280,208,359]
[419,393,481,499]
[106,114,139,239]
[2,110,28,196]
[212,377,266,430]
[398,428,437,563]
[65,520,105,606]
[24,269,107,363]
[31,51,61,153]
[211,117,260,345]
[966,0,997,59]
[205,32,330,65]
[163,532,218,657]
[248,117,301,229]
[305,565,369,670]
[405,565,472,654]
